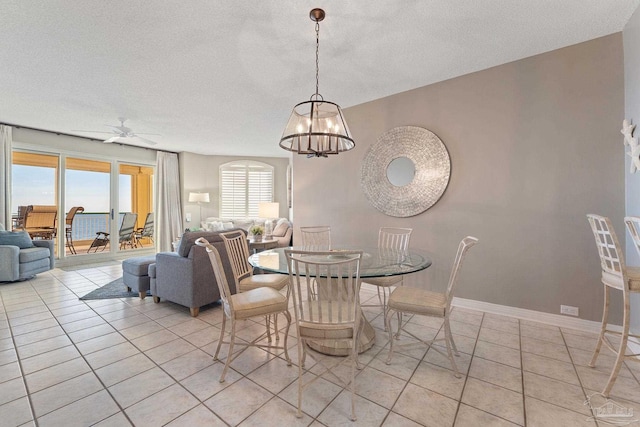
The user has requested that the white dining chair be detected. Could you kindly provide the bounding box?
[300,226,331,251]
[362,227,412,328]
[385,236,478,378]
[285,248,363,421]
[221,230,289,341]
[587,214,640,396]
[195,237,291,383]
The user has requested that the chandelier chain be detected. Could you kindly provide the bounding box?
[315,21,320,97]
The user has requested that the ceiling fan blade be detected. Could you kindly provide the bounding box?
[71,129,114,134]
[135,136,158,146]
[103,136,121,143]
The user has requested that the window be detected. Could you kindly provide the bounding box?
[220,160,274,218]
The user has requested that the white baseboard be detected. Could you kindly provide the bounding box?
[451,297,617,333]
[452,297,640,356]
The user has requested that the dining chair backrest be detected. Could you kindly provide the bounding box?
[378,227,412,250]
[24,205,57,229]
[445,236,479,308]
[587,214,626,291]
[285,249,363,329]
[300,226,331,251]
[66,206,84,227]
[221,230,253,283]
[119,213,138,243]
[195,238,235,314]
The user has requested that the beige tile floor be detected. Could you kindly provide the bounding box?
[0,263,638,426]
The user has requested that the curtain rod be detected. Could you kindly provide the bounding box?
[0,121,178,154]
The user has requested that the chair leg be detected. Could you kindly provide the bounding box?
[349,334,357,421]
[281,310,292,367]
[602,290,630,397]
[590,285,610,368]
[220,319,236,383]
[296,340,304,418]
[385,307,396,365]
[214,315,227,361]
[444,317,461,378]
[265,315,272,342]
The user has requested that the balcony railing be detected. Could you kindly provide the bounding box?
[70,212,128,241]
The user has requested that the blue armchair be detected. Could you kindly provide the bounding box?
[0,239,55,282]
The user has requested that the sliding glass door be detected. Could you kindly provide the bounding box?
[11,149,155,261]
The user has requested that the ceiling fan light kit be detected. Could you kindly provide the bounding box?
[279,8,355,158]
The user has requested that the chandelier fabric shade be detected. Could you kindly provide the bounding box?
[279,8,355,158]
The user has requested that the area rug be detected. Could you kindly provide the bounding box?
[79,277,150,300]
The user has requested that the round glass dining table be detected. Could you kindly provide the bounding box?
[249,247,432,355]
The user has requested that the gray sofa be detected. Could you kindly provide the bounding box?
[149,229,244,316]
[0,239,55,282]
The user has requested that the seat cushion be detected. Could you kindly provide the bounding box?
[19,247,51,263]
[230,287,288,320]
[122,255,157,276]
[239,274,288,292]
[388,286,447,317]
[231,288,289,319]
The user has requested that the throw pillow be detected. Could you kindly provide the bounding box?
[273,220,290,237]
[0,230,35,249]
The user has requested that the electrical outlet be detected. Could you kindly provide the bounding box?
[186,213,191,222]
[560,305,579,316]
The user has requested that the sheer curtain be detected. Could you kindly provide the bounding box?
[0,125,12,229]
[156,151,183,252]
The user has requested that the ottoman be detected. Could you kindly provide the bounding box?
[122,255,156,299]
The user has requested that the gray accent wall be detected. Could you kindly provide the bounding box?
[292,34,625,323]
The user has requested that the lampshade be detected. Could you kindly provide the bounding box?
[188,192,210,203]
[279,8,355,158]
[258,202,279,219]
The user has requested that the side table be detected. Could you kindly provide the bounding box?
[248,238,278,253]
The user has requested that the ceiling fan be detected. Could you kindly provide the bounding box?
[74,117,159,145]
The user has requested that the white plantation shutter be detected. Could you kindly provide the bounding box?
[220,161,273,218]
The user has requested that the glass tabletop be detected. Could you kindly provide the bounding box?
[248,246,432,278]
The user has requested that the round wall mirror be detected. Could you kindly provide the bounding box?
[387,157,415,187]
[360,126,451,217]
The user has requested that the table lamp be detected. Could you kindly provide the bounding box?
[188,192,210,225]
[258,202,279,239]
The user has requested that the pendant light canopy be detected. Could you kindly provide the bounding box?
[279,8,355,158]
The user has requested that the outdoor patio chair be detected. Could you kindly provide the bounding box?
[23,205,57,239]
[135,212,154,247]
[87,212,139,252]
[65,206,84,254]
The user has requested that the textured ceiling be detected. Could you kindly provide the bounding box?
[0,1,638,157]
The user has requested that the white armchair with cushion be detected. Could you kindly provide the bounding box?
[0,226,55,282]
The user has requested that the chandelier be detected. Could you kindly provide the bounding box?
[279,8,355,157]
